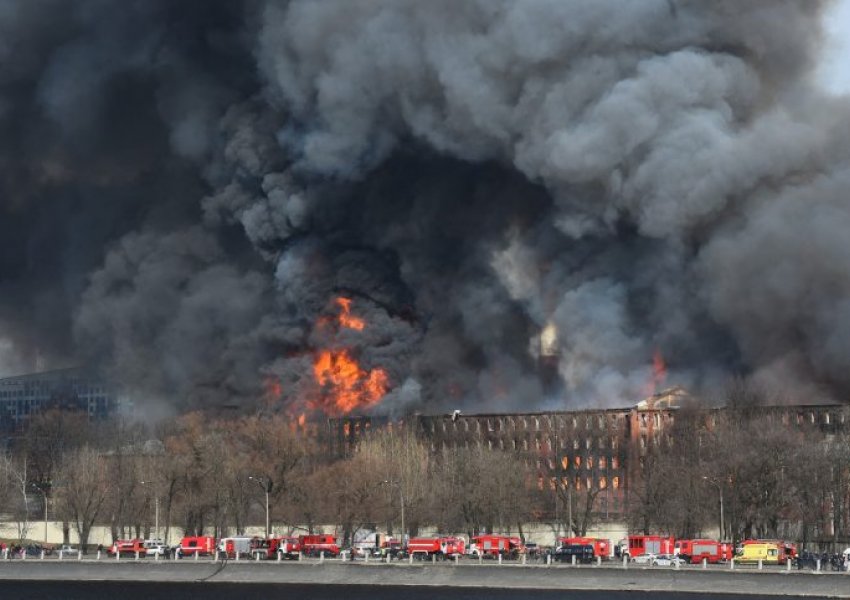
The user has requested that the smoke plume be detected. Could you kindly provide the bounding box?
[0,0,846,414]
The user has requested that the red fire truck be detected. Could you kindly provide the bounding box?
[559,537,611,559]
[277,537,301,559]
[618,535,674,560]
[468,535,525,559]
[109,539,147,557]
[250,536,301,560]
[299,534,339,557]
[408,536,466,559]
[675,539,725,564]
[177,535,216,557]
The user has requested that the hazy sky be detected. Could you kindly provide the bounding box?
[819,0,850,93]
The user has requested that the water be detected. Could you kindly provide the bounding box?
[0,583,821,600]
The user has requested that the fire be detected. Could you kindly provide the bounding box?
[336,297,365,331]
[313,349,389,415]
[263,377,283,402]
[264,295,389,418]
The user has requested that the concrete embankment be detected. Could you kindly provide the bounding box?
[1,560,848,598]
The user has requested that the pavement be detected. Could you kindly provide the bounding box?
[1,558,849,597]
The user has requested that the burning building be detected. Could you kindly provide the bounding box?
[328,388,850,518]
[0,2,847,423]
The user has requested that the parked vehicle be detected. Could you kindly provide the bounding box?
[408,536,466,559]
[630,552,657,565]
[651,553,686,567]
[675,539,725,564]
[141,539,169,557]
[353,532,390,557]
[219,536,253,558]
[108,539,147,557]
[176,536,216,558]
[58,544,79,556]
[558,537,610,559]
[379,539,404,559]
[735,540,796,565]
[550,543,595,564]
[277,537,302,560]
[617,535,674,561]
[299,534,340,557]
[468,535,524,559]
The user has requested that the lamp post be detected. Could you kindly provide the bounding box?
[702,476,724,540]
[30,483,48,545]
[249,476,270,538]
[139,481,160,542]
[381,480,405,550]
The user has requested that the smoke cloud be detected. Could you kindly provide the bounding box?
[0,0,846,414]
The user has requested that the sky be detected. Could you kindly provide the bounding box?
[819,0,850,94]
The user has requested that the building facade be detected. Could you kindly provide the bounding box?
[0,367,119,430]
[326,388,849,519]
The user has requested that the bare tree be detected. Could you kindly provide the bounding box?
[55,446,109,552]
[1,453,30,542]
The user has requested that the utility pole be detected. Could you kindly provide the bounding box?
[249,476,271,538]
[382,480,405,549]
[31,483,48,545]
[702,476,724,539]
[140,481,160,541]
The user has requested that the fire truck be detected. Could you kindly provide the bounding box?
[176,535,217,558]
[249,536,301,560]
[408,536,466,559]
[558,537,611,559]
[468,535,525,559]
[299,534,340,557]
[277,537,301,559]
[674,539,726,564]
[617,535,675,560]
[108,539,146,557]
[219,536,253,558]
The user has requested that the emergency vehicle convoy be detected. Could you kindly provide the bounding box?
[101,532,802,569]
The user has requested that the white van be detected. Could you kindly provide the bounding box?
[143,539,169,557]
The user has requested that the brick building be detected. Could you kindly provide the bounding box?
[327,387,849,519]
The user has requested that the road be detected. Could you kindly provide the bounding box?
[0,582,834,600]
[1,558,848,598]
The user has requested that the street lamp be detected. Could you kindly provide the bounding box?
[702,476,724,540]
[139,481,160,542]
[30,483,48,545]
[249,476,271,538]
[381,480,405,549]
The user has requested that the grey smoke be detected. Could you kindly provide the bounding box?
[0,0,845,414]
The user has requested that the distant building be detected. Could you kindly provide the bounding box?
[326,387,848,519]
[0,367,119,429]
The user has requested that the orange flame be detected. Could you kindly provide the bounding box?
[313,349,388,415]
[336,297,365,331]
[264,377,283,402]
[297,413,306,428]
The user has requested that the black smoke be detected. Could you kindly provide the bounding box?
[1,0,846,415]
